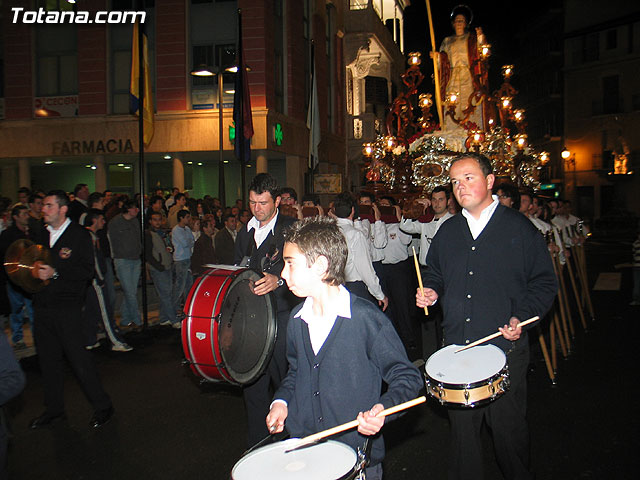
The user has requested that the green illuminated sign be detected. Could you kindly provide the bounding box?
[229,123,235,143]
[274,123,283,146]
[539,183,556,190]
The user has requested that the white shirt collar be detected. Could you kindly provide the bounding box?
[247,210,279,249]
[461,195,500,240]
[294,285,352,354]
[46,217,72,247]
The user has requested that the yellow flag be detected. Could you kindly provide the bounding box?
[130,22,154,147]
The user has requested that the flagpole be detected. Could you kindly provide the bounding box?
[136,2,148,328]
[309,42,315,193]
[237,9,247,207]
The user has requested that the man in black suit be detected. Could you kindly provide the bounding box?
[234,173,298,446]
[67,183,89,223]
[214,213,237,265]
[29,190,113,429]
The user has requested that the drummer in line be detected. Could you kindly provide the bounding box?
[416,153,557,480]
[267,216,423,480]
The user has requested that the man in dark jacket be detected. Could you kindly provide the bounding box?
[145,211,176,327]
[30,190,113,430]
[191,218,216,276]
[234,173,298,446]
[213,213,237,265]
[0,204,35,349]
[417,154,557,480]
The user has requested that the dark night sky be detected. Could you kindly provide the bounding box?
[403,1,559,67]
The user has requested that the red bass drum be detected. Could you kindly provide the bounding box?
[181,266,277,385]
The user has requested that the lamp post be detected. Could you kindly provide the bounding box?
[191,64,226,206]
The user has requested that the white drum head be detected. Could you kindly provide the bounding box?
[232,439,356,480]
[425,344,506,385]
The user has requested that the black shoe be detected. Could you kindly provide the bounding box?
[29,412,66,429]
[91,406,114,428]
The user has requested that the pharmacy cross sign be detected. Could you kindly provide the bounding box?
[274,123,283,146]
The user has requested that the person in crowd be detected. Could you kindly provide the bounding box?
[30,190,114,430]
[191,217,201,242]
[147,195,168,230]
[78,191,105,226]
[356,193,387,284]
[333,192,388,311]
[171,209,194,323]
[0,331,25,478]
[238,209,251,231]
[191,218,217,276]
[416,153,557,480]
[400,186,454,267]
[378,196,417,358]
[103,190,114,207]
[67,184,89,223]
[233,173,298,446]
[17,187,31,205]
[145,211,178,328]
[494,182,520,210]
[83,209,132,352]
[168,193,188,229]
[108,199,142,329]
[0,204,35,350]
[27,193,45,239]
[214,213,237,265]
[279,187,299,219]
[165,187,180,210]
[267,216,423,480]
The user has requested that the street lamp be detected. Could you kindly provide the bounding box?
[561,147,577,203]
[191,64,227,206]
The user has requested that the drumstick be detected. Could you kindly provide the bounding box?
[454,316,540,353]
[412,246,429,316]
[285,396,426,453]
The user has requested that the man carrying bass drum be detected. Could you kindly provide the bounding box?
[234,173,298,446]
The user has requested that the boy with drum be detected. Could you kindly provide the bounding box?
[267,216,422,479]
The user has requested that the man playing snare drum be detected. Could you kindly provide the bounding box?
[416,153,557,480]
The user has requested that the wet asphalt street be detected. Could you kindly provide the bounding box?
[4,240,639,479]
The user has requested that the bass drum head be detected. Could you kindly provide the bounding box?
[218,269,277,384]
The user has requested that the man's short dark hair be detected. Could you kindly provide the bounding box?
[301,194,321,206]
[201,218,213,231]
[18,187,31,196]
[495,182,520,209]
[123,199,138,211]
[150,195,163,206]
[280,187,297,202]
[177,209,190,222]
[248,173,279,201]
[380,195,397,206]
[73,183,88,195]
[28,193,43,204]
[174,193,185,202]
[84,208,105,227]
[451,152,493,177]
[432,185,451,200]
[11,204,28,218]
[223,213,235,223]
[88,191,105,208]
[283,216,347,287]
[46,190,70,208]
[333,192,356,219]
[149,210,163,220]
[358,192,375,203]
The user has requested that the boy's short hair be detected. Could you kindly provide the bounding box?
[283,216,347,287]
[451,152,493,177]
[333,192,355,219]
[177,209,190,222]
[84,208,105,227]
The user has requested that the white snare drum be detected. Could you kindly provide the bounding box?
[424,344,509,408]
[232,439,357,480]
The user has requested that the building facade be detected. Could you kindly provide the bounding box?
[563,0,640,220]
[0,0,407,205]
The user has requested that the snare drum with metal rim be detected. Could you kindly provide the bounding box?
[424,344,510,408]
[232,439,358,480]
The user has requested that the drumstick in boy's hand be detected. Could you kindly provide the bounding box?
[412,247,428,315]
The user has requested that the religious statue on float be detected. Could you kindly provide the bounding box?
[430,5,488,133]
